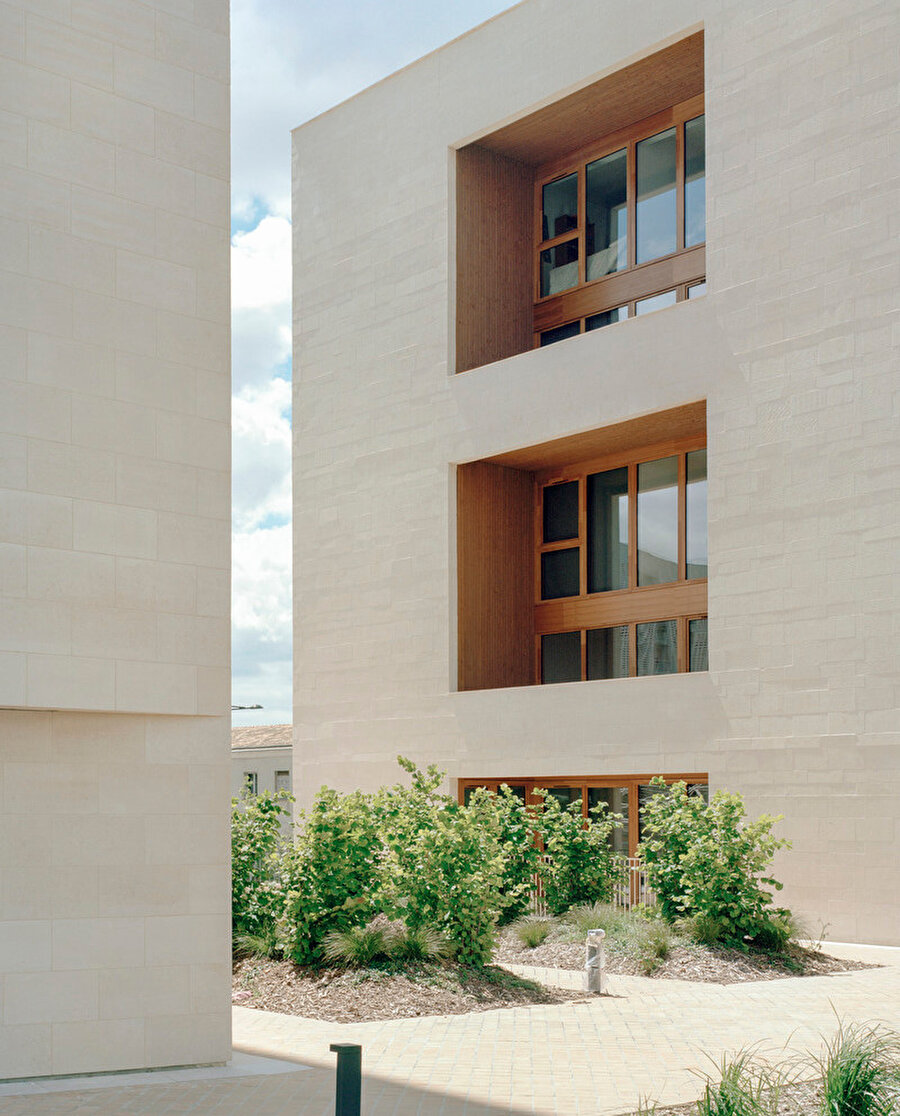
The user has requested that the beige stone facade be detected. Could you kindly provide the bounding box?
[1,1,231,1077]
[293,0,899,945]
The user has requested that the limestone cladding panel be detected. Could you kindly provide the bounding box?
[0,0,231,1080]
[0,709,231,1078]
[0,0,230,716]
[292,0,900,944]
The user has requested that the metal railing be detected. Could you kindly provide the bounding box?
[529,854,656,915]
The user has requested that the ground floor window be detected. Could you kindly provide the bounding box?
[459,774,708,858]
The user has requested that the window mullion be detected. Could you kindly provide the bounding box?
[628,461,638,589]
[627,140,636,270]
[677,453,686,581]
[577,167,586,286]
[676,122,685,253]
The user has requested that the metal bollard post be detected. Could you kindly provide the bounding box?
[584,928,607,994]
[330,1043,361,1116]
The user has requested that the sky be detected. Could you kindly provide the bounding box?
[230,0,515,726]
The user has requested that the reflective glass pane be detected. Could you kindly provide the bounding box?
[588,786,629,854]
[541,547,579,599]
[587,467,628,592]
[684,115,706,247]
[637,456,678,586]
[688,281,706,299]
[689,617,709,672]
[635,289,677,315]
[540,320,580,347]
[686,449,707,579]
[500,784,526,802]
[687,783,709,802]
[585,306,628,330]
[543,480,579,543]
[586,148,627,279]
[638,781,669,840]
[636,127,677,263]
[586,626,629,680]
[541,632,581,684]
[542,173,578,241]
[636,619,678,675]
[547,785,582,808]
[540,239,579,296]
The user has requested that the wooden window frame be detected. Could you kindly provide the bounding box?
[533,94,705,342]
[458,772,709,859]
[534,433,707,683]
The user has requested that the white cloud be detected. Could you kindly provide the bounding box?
[232,215,292,311]
[232,377,292,533]
[232,522,292,722]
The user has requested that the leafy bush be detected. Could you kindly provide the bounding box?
[483,784,543,925]
[536,791,624,915]
[681,911,731,948]
[372,759,508,967]
[280,787,382,964]
[816,1021,900,1116]
[514,916,554,948]
[231,789,292,935]
[639,778,791,949]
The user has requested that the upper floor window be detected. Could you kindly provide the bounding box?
[534,99,705,346]
[535,438,708,683]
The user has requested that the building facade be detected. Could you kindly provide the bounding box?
[0,1,232,1077]
[231,725,293,837]
[292,0,899,944]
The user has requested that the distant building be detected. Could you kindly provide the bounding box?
[232,725,293,835]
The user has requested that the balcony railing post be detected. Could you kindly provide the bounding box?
[330,1043,361,1116]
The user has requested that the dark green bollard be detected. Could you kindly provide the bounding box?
[330,1043,361,1116]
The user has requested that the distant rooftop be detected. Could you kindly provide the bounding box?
[231,725,292,751]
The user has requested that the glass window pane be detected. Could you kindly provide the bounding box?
[541,632,581,684]
[588,786,629,854]
[587,466,628,592]
[638,781,669,841]
[686,449,707,579]
[540,320,581,346]
[540,238,579,296]
[543,480,579,543]
[689,617,708,672]
[586,148,627,279]
[688,281,706,299]
[637,456,678,586]
[585,306,628,330]
[636,127,676,263]
[586,626,629,680]
[636,619,678,675]
[542,173,578,241]
[547,785,582,808]
[635,289,677,315]
[541,547,579,599]
[684,115,706,247]
[500,784,526,802]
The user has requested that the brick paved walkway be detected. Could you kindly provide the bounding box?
[1,943,898,1115]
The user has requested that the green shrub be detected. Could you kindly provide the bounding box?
[374,759,507,968]
[514,916,554,948]
[481,784,543,925]
[816,1021,900,1116]
[233,926,280,960]
[639,778,791,948]
[682,912,730,947]
[231,789,292,935]
[321,924,393,967]
[535,790,624,915]
[564,901,626,935]
[694,1050,782,1116]
[280,787,382,965]
[392,924,452,962]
